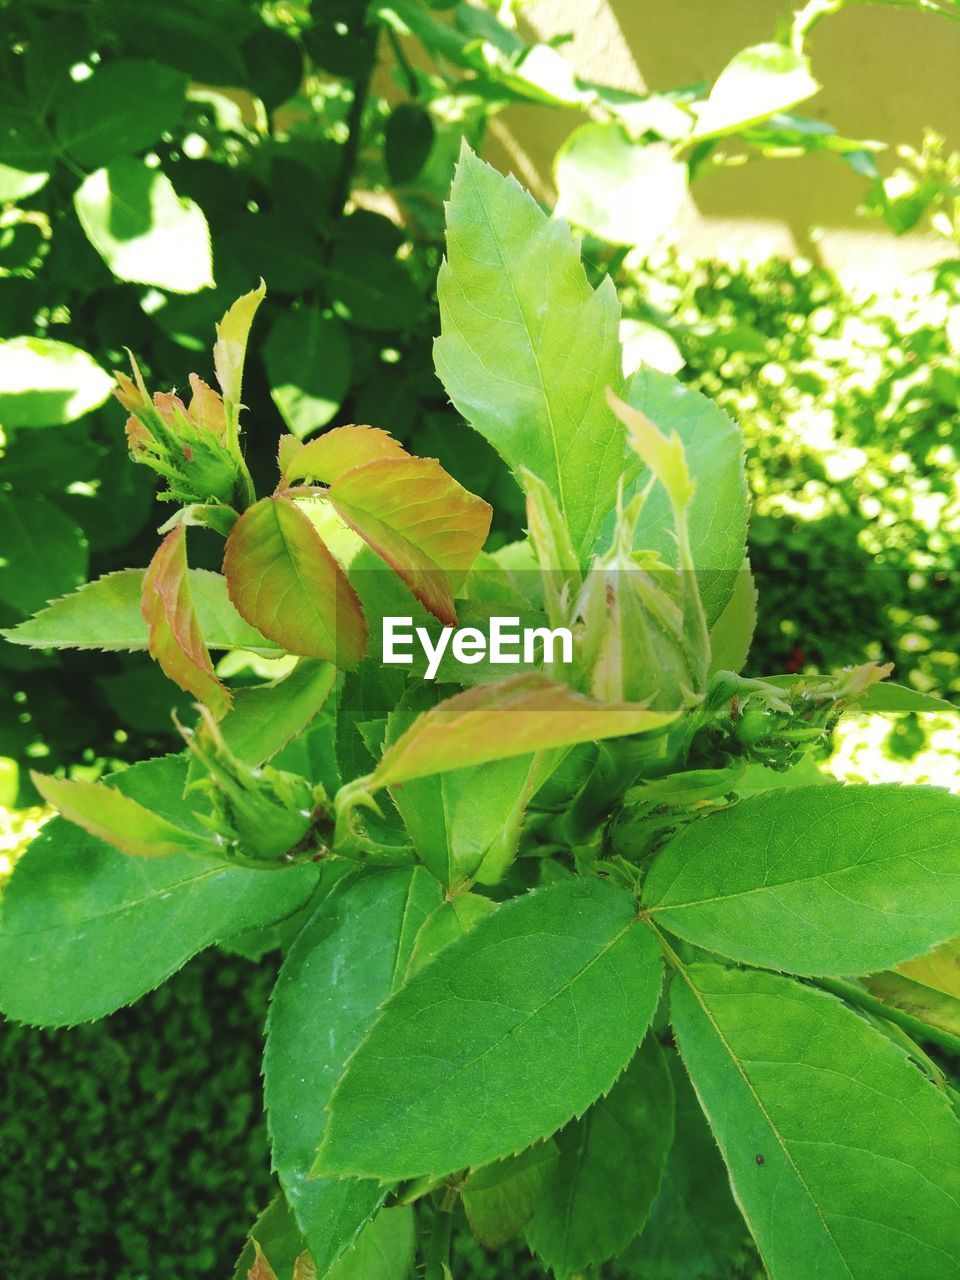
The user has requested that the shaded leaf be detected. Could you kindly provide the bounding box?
[315,878,662,1180]
[220,659,335,766]
[462,1143,558,1249]
[0,495,88,616]
[526,1035,675,1273]
[55,59,187,168]
[223,496,366,668]
[264,308,351,439]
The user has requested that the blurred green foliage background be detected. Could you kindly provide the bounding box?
[1,0,958,1275]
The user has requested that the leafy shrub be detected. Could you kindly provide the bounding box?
[3,147,960,1280]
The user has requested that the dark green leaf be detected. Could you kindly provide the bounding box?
[55,60,187,168]
[264,308,352,439]
[0,495,87,616]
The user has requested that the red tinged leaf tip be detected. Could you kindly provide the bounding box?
[223,495,367,669]
[141,524,232,717]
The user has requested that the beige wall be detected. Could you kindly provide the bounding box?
[472,0,960,274]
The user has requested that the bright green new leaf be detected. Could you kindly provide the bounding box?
[435,145,631,560]
[264,869,440,1272]
[30,770,219,860]
[644,783,960,976]
[223,496,367,668]
[55,60,187,168]
[693,43,819,140]
[671,963,960,1280]
[265,307,352,439]
[462,1143,558,1250]
[368,674,677,790]
[0,336,113,428]
[142,524,231,716]
[74,158,214,294]
[220,659,335,766]
[619,367,748,625]
[525,1035,675,1273]
[0,495,88,616]
[0,164,48,201]
[1,567,279,654]
[280,424,407,487]
[314,878,662,1180]
[0,755,318,1026]
[555,127,687,250]
[622,1052,748,1280]
[854,682,959,715]
[213,280,266,408]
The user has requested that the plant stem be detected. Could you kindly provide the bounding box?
[423,1205,454,1280]
[328,30,378,225]
[385,25,420,98]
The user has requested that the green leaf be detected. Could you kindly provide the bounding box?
[0,755,318,1026]
[0,164,49,201]
[213,280,266,408]
[280,425,407,487]
[525,1034,675,1273]
[74,158,214,294]
[853,682,959,715]
[325,1207,415,1280]
[708,560,757,675]
[622,1051,749,1280]
[0,495,88,616]
[264,308,352,439]
[644,783,960,977]
[220,659,335,766]
[622,367,748,625]
[368,674,678,790]
[264,868,440,1273]
[405,892,497,976]
[314,878,662,1180]
[555,127,687,250]
[0,336,113,428]
[1,567,280,654]
[671,962,960,1280]
[435,145,630,561]
[223,496,367,668]
[30,770,220,860]
[385,103,434,184]
[55,59,187,168]
[462,1143,558,1249]
[234,1196,308,1280]
[326,242,420,332]
[142,525,232,716]
[693,43,819,141]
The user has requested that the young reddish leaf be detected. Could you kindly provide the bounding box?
[223,496,366,668]
[214,280,266,407]
[142,524,232,717]
[280,424,407,486]
[30,772,219,860]
[291,1253,317,1280]
[247,1242,280,1280]
[329,455,492,626]
[369,674,677,788]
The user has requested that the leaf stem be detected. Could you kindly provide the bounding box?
[328,28,379,225]
[423,1204,454,1280]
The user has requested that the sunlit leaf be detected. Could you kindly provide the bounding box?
[693,43,819,140]
[214,280,266,407]
[0,336,113,428]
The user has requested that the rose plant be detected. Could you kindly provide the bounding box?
[2,149,960,1280]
